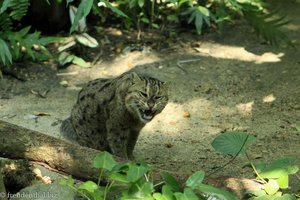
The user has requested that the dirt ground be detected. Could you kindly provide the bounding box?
[1,0,300,195]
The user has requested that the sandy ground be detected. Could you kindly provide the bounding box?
[1,0,300,193]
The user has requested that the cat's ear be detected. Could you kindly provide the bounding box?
[161,81,169,89]
[130,72,143,84]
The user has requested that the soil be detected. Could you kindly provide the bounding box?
[1,0,300,195]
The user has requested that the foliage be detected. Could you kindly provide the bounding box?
[0,0,60,67]
[80,0,290,45]
[58,6,99,68]
[211,131,299,199]
[60,151,238,200]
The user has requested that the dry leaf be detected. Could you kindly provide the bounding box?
[169,120,177,125]
[183,111,190,118]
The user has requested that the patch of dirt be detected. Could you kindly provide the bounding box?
[1,0,300,195]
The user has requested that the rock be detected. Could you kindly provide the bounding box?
[9,183,75,200]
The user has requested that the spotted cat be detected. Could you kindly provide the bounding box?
[61,72,168,159]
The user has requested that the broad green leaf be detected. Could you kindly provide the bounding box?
[70,0,93,33]
[140,182,154,197]
[125,182,154,199]
[185,171,205,189]
[109,163,130,183]
[292,123,300,131]
[174,188,200,200]
[138,0,144,8]
[196,183,238,200]
[75,33,99,48]
[59,175,74,187]
[183,188,199,199]
[255,156,299,179]
[274,194,297,200]
[198,6,210,17]
[264,179,279,195]
[161,172,180,192]
[78,180,99,193]
[253,195,276,200]
[276,175,288,189]
[126,164,149,182]
[153,193,169,200]
[109,172,129,183]
[72,56,90,68]
[0,0,11,14]
[58,52,74,66]
[93,151,116,171]
[211,132,256,156]
[0,38,12,65]
[162,185,174,200]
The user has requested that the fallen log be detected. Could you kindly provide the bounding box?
[0,120,262,199]
[0,119,124,181]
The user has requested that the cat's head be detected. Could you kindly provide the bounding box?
[124,72,168,123]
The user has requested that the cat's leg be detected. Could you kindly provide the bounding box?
[106,124,129,159]
[127,130,140,160]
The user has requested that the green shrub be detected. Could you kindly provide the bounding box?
[60,151,238,200]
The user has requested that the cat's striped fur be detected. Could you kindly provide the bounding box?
[61,72,168,159]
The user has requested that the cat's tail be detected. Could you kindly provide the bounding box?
[60,118,78,142]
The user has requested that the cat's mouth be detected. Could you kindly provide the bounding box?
[141,109,155,122]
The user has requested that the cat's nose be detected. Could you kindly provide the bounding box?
[147,100,155,109]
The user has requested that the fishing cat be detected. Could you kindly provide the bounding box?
[61,72,168,159]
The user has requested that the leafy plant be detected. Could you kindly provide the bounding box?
[0,0,60,67]
[60,151,237,200]
[84,0,290,45]
[58,4,99,68]
[211,131,299,199]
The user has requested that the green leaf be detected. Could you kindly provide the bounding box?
[244,8,291,46]
[185,171,205,190]
[174,188,200,200]
[59,176,74,187]
[109,163,130,183]
[78,180,99,193]
[255,156,299,179]
[58,52,74,66]
[0,38,12,65]
[72,56,90,68]
[93,151,116,171]
[183,188,199,199]
[264,179,279,195]
[153,193,168,200]
[211,132,256,156]
[138,0,144,8]
[70,0,93,33]
[0,0,12,14]
[75,33,99,48]
[292,123,300,131]
[276,175,288,189]
[126,163,149,182]
[140,182,154,197]
[102,0,128,18]
[161,172,180,192]
[162,185,174,200]
[196,183,238,200]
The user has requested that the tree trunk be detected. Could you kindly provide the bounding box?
[0,120,125,181]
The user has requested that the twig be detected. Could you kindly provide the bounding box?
[176,58,201,74]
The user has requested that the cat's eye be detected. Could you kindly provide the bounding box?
[155,96,162,100]
[139,91,147,97]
